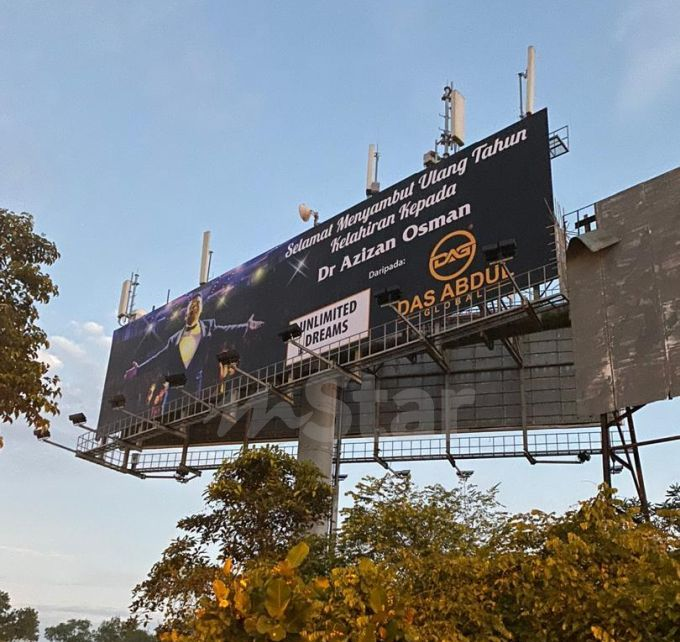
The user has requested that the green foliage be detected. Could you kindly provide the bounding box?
[133,444,680,641]
[93,617,155,642]
[131,447,333,629]
[45,620,93,642]
[45,618,153,642]
[0,591,39,642]
[338,474,506,564]
[0,209,60,432]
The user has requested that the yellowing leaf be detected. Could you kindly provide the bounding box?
[369,587,387,614]
[212,579,230,607]
[223,558,233,575]
[265,577,292,618]
[269,623,287,641]
[313,577,330,590]
[234,587,251,615]
[286,541,310,569]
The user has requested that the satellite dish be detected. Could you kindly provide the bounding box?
[131,309,147,320]
[298,204,319,225]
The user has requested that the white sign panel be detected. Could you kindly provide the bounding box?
[286,289,371,364]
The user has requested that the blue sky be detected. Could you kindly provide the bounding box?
[2,0,680,632]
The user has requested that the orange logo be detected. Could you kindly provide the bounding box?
[429,230,477,281]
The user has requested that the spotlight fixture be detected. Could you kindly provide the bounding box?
[482,239,517,263]
[165,373,187,388]
[33,427,51,440]
[68,412,87,425]
[611,464,624,475]
[278,323,302,343]
[577,450,591,463]
[109,393,126,409]
[456,469,474,480]
[375,287,402,307]
[393,469,410,478]
[216,349,240,367]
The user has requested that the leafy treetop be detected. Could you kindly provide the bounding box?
[0,210,60,433]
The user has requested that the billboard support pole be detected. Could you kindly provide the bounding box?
[297,379,338,536]
[623,407,650,520]
[600,413,612,487]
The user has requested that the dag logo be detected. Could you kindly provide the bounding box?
[429,230,477,281]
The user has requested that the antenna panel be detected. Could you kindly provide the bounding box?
[526,46,536,115]
[117,279,131,320]
[452,90,465,146]
[199,231,211,285]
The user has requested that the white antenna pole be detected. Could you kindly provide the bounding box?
[365,144,380,196]
[117,279,131,322]
[452,89,465,147]
[525,45,536,115]
[199,230,211,285]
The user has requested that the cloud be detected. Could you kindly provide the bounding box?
[70,320,113,349]
[49,335,88,361]
[0,545,72,560]
[37,348,63,371]
[615,1,680,116]
[82,321,105,336]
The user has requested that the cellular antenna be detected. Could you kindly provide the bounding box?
[366,144,380,197]
[518,45,536,118]
[424,82,465,166]
[117,279,131,323]
[117,272,140,325]
[199,230,212,285]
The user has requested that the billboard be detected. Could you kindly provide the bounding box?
[97,109,555,431]
[567,165,680,415]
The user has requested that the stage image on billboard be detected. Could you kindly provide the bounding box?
[98,109,555,431]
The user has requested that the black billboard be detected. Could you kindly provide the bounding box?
[97,109,555,430]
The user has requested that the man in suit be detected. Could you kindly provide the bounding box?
[124,293,264,392]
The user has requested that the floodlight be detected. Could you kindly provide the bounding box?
[33,427,50,440]
[577,451,591,463]
[375,287,402,307]
[482,239,517,263]
[217,349,240,367]
[279,323,303,343]
[611,464,624,475]
[456,469,474,480]
[165,373,187,388]
[298,204,319,226]
[393,469,410,478]
[423,150,440,167]
[68,412,87,425]
[109,393,127,409]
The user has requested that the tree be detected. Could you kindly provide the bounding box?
[93,618,155,642]
[338,473,506,564]
[0,591,39,642]
[131,447,333,629]
[44,618,154,642]
[0,210,60,433]
[44,620,93,642]
[155,460,680,642]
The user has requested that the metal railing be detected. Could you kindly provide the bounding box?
[79,261,565,457]
[562,203,597,238]
[79,428,622,476]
